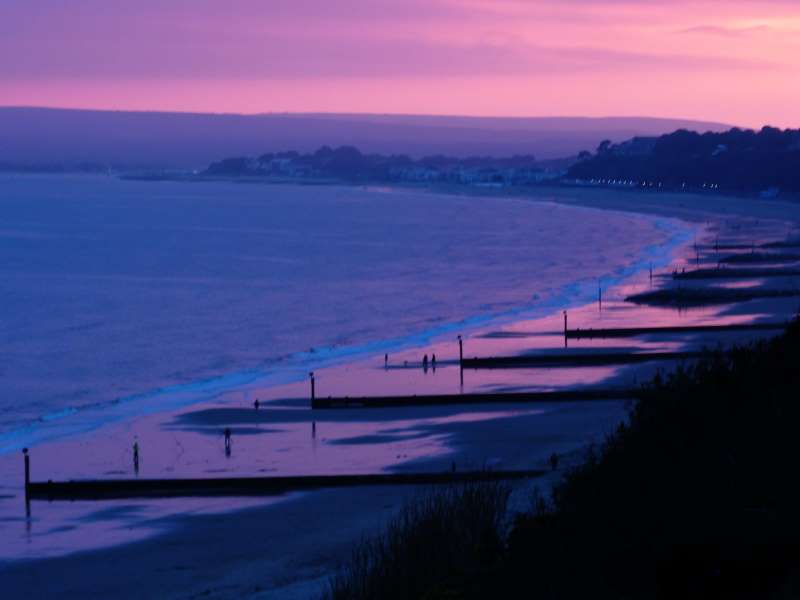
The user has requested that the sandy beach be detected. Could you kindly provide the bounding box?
[2,184,800,599]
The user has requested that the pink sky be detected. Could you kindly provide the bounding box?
[1,0,798,127]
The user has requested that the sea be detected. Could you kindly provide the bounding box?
[0,174,692,453]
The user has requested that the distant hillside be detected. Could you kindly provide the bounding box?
[567,127,800,195]
[0,107,730,170]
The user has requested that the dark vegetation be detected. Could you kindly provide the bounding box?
[324,482,511,600]
[204,146,549,185]
[567,126,800,194]
[204,127,800,196]
[328,320,800,599]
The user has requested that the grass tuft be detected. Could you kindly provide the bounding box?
[324,482,510,600]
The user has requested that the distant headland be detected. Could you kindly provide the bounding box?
[566,126,800,196]
[198,126,800,198]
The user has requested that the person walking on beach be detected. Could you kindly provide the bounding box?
[254,398,260,410]
[384,353,388,369]
[423,354,429,371]
[431,354,437,371]
[133,440,140,474]
[224,427,232,456]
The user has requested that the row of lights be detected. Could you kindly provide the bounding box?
[587,179,721,190]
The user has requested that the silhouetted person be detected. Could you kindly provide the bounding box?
[431,354,437,371]
[422,354,429,371]
[384,353,388,369]
[224,427,232,456]
[549,452,559,471]
[133,441,140,474]
[312,420,316,438]
[254,399,260,410]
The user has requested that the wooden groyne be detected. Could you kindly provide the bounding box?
[460,351,703,369]
[25,469,546,501]
[566,322,786,339]
[762,240,800,249]
[626,287,800,307]
[698,241,800,251]
[312,388,638,409]
[673,267,800,280]
[720,252,800,265]
[698,243,753,251]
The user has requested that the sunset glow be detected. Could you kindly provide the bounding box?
[1,0,798,126]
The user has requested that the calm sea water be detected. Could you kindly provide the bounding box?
[0,174,689,451]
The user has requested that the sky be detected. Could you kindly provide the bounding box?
[1,0,798,127]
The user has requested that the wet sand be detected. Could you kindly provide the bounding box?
[2,187,800,598]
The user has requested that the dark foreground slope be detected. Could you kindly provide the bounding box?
[498,320,800,599]
[328,320,800,599]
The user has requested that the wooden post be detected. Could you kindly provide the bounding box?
[458,335,464,391]
[649,263,653,282]
[309,372,315,402]
[23,448,31,517]
[563,310,568,336]
[23,448,30,491]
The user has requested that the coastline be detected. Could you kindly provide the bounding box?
[2,182,800,598]
[0,182,695,457]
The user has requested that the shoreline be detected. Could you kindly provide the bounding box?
[0,187,695,457]
[118,171,800,203]
[3,182,800,598]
